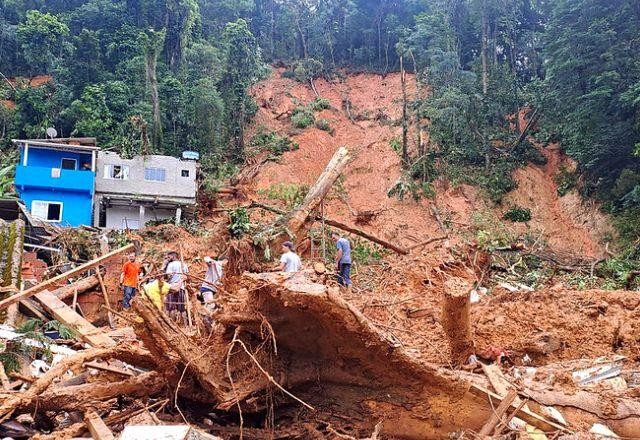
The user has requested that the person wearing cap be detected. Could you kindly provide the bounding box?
[276,241,302,273]
[200,255,226,303]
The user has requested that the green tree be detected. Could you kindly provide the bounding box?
[139,28,166,152]
[16,10,69,74]
[220,19,263,161]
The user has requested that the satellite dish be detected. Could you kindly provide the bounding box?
[46,127,57,139]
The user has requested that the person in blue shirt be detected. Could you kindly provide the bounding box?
[332,232,352,288]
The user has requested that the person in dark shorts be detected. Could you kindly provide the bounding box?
[164,251,188,319]
[332,232,352,288]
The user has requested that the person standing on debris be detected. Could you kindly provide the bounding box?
[200,256,226,304]
[164,251,188,318]
[120,252,141,309]
[276,241,302,273]
[332,232,352,288]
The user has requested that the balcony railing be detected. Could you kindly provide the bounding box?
[15,165,95,194]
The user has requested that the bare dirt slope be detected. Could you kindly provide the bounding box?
[249,69,610,258]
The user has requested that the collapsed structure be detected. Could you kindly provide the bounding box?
[0,145,638,439]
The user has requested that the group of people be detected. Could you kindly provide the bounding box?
[276,232,352,287]
[119,232,353,314]
[119,251,226,317]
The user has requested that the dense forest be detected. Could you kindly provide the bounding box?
[0,0,639,242]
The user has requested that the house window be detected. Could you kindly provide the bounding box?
[31,201,63,222]
[61,158,77,170]
[181,170,190,178]
[144,167,166,182]
[104,164,129,180]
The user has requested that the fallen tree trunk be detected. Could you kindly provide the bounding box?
[441,278,474,366]
[29,371,163,413]
[254,147,349,255]
[52,274,100,301]
[0,345,154,421]
[321,217,408,255]
[250,201,408,255]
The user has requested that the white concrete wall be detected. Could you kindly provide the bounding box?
[95,152,197,201]
[105,206,176,230]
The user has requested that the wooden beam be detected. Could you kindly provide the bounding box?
[34,290,115,347]
[85,410,115,440]
[84,361,134,377]
[469,384,568,433]
[95,270,114,329]
[0,244,134,311]
[478,388,518,437]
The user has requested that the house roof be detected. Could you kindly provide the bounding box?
[12,139,100,152]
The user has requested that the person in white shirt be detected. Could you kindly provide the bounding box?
[276,241,302,273]
[164,251,188,317]
[200,256,226,304]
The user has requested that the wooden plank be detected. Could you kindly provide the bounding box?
[18,299,47,320]
[480,363,529,410]
[469,384,568,433]
[478,388,518,437]
[34,290,115,347]
[0,244,134,311]
[85,410,115,440]
[95,270,114,329]
[84,361,134,377]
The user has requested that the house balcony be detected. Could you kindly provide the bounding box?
[15,165,95,195]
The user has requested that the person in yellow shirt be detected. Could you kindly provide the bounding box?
[142,274,170,310]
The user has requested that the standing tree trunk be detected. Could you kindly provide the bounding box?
[400,55,409,168]
[142,30,165,152]
[441,278,474,366]
[480,0,489,96]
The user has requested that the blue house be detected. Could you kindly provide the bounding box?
[13,139,98,227]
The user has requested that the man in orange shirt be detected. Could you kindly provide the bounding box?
[120,252,141,309]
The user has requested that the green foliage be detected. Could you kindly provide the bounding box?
[250,129,298,159]
[314,118,332,133]
[16,10,69,73]
[293,58,323,84]
[387,175,432,202]
[260,183,308,209]
[309,97,330,111]
[351,240,384,265]
[503,206,532,222]
[0,164,16,198]
[389,137,402,155]
[472,211,517,251]
[228,208,251,238]
[554,166,578,197]
[476,162,518,204]
[291,108,315,129]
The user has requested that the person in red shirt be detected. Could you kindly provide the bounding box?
[120,252,141,309]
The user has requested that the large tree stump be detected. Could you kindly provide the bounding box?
[441,278,474,365]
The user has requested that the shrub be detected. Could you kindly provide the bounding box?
[260,183,308,209]
[309,97,330,111]
[478,169,517,203]
[281,70,296,79]
[250,130,298,158]
[229,208,251,238]
[555,166,578,196]
[315,118,332,132]
[291,109,315,128]
[503,206,532,222]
